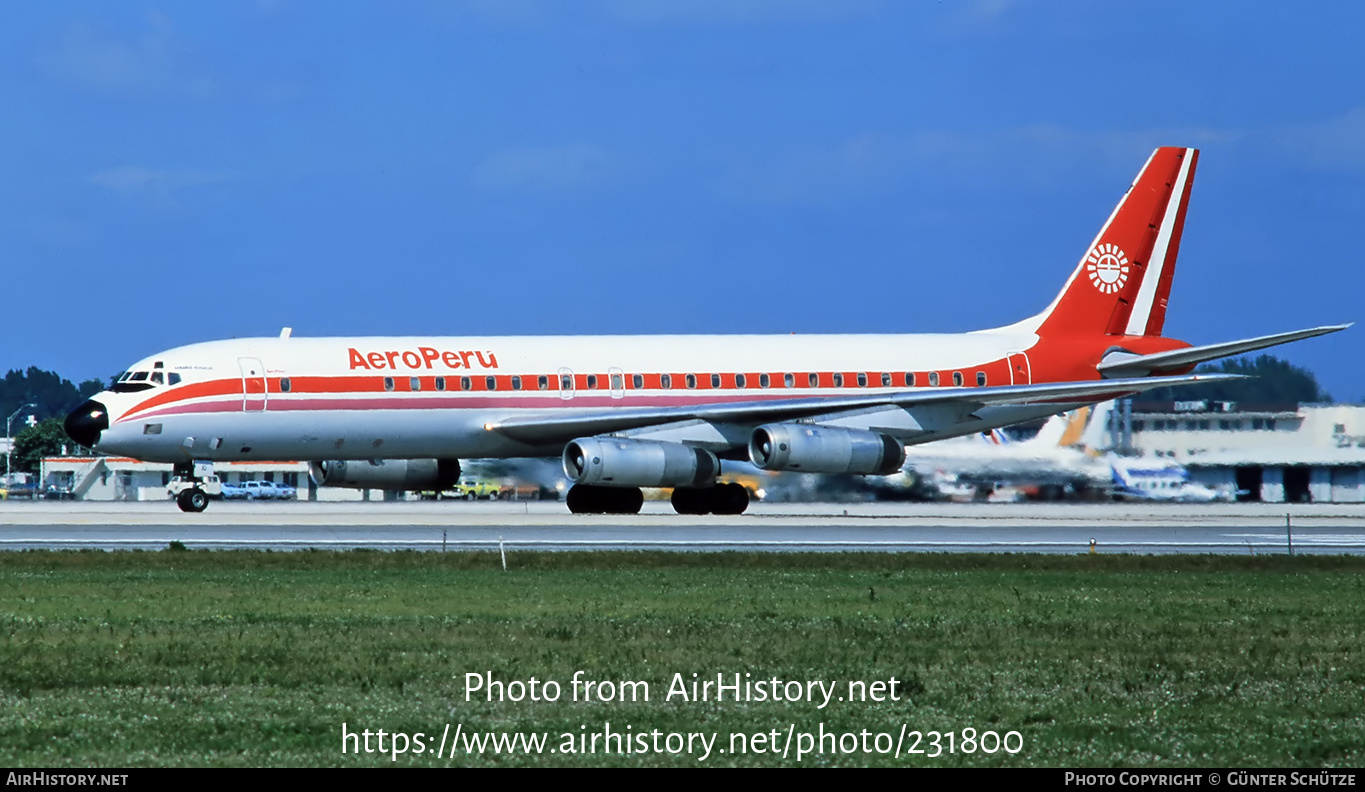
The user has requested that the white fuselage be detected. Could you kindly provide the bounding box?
[90,330,1054,465]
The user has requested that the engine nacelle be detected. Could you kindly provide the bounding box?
[563,438,719,488]
[749,424,905,475]
[309,458,461,491]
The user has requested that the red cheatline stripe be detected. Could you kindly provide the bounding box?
[118,358,1022,421]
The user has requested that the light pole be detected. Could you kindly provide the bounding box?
[5,403,36,487]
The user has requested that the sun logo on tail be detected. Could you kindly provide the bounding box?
[1086,243,1130,294]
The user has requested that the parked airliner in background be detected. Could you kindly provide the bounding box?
[65,147,1346,514]
[892,408,1109,499]
[1108,456,1230,503]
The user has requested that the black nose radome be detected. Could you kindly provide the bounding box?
[64,399,109,448]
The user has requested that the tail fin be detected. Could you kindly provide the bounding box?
[1032,147,1198,338]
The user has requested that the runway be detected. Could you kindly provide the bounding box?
[4,500,1365,553]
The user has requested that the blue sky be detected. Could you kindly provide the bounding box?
[2,1,1362,399]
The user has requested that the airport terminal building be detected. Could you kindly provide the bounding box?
[1127,400,1365,503]
[37,454,362,501]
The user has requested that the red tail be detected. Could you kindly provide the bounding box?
[1035,147,1198,338]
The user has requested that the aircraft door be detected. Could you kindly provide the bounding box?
[1007,353,1031,385]
[239,357,267,412]
[558,367,575,401]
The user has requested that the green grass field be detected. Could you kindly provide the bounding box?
[1,549,1362,766]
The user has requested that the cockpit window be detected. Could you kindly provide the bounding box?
[167,373,181,386]
[117,372,132,382]
[130,372,149,381]
[150,372,164,384]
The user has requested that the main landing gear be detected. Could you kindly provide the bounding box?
[671,482,749,515]
[564,483,750,515]
[566,484,645,515]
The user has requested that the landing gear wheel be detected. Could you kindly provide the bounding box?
[671,483,750,515]
[716,482,751,515]
[671,487,708,515]
[567,485,644,515]
[176,488,209,513]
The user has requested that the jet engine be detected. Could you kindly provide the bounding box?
[309,458,461,491]
[563,438,719,488]
[749,424,905,475]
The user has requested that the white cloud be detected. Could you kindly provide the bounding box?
[470,144,628,194]
[43,13,217,99]
[597,0,878,25]
[717,124,1239,205]
[89,166,230,209]
[1266,107,1365,171]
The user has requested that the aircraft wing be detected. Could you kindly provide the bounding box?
[1096,324,1350,378]
[487,373,1244,446]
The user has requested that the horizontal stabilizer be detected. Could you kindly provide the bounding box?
[1096,324,1351,378]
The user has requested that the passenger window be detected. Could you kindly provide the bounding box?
[538,375,548,390]
[929,372,939,387]
[881,373,891,387]
[953,371,963,386]
[610,373,622,390]
[857,373,868,388]
[711,374,721,388]
[904,372,914,387]
[560,374,572,390]
[808,373,818,388]
[832,373,844,388]
[735,374,747,388]
[462,377,472,391]
[784,373,794,388]
[587,374,598,389]
[435,377,446,391]
[150,372,164,384]
[280,377,291,392]
[168,373,181,386]
[486,376,497,390]
[661,374,672,389]
[759,373,770,388]
[685,374,697,389]
[410,377,421,391]
[512,376,523,390]
[384,377,395,391]
[632,374,643,389]
[976,372,987,386]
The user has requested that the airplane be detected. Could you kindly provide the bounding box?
[1107,455,1231,503]
[890,408,1111,499]
[63,147,1347,515]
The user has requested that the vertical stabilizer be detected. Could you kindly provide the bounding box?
[1031,147,1198,338]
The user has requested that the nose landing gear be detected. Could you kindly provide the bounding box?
[168,460,219,512]
[176,488,209,513]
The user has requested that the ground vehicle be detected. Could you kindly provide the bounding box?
[218,482,248,500]
[453,478,501,500]
[241,481,286,500]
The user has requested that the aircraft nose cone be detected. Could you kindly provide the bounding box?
[64,399,109,448]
